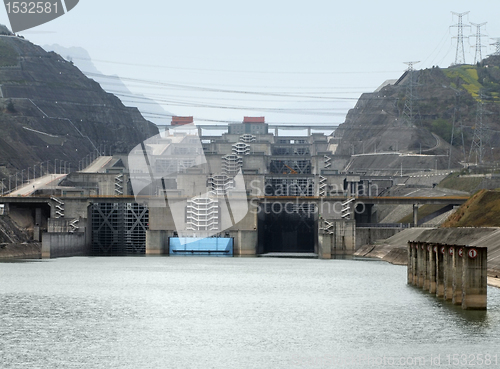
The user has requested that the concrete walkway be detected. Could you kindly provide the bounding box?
[80,156,113,173]
[6,173,67,197]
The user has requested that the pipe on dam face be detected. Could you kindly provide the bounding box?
[407,241,487,310]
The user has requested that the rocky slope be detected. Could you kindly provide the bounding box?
[335,56,500,170]
[0,30,158,182]
[42,44,175,125]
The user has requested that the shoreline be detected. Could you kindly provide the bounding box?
[0,243,41,259]
[355,244,500,289]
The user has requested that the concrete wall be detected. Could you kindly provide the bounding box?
[146,230,170,255]
[356,228,403,249]
[42,232,89,258]
[229,230,257,256]
[318,219,356,258]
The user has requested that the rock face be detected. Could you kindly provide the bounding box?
[0,33,158,178]
[42,44,176,125]
[335,58,500,169]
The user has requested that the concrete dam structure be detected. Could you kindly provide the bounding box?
[407,241,487,310]
[0,118,467,259]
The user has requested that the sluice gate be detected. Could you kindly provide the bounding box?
[91,202,149,256]
[169,237,233,256]
[407,242,487,310]
[257,203,316,254]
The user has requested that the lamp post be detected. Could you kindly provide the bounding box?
[1,179,4,196]
[21,169,25,185]
[55,159,58,174]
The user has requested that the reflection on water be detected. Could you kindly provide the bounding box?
[1,257,499,368]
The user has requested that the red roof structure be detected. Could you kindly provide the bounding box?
[171,116,194,126]
[243,116,265,124]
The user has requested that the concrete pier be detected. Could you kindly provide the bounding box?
[407,242,414,284]
[452,247,464,305]
[444,246,454,301]
[462,247,487,310]
[428,244,437,294]
[407,242,487,310]
[436,245,445,298]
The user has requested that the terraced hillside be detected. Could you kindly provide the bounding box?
[335,56,500,168]
[0,30,158,181]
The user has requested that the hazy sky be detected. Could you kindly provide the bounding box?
[1,0,500,126]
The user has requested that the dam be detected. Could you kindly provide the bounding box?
[0,117,467,258]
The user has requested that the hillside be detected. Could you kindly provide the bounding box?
[0,31,158,183]
[42,44,175,125]
[441,189,500,227]
[335,56,500,169]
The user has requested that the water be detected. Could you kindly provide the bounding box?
[1,257,500,368]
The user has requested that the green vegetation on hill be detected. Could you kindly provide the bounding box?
[442,190,500,227]
[443,65,482,99]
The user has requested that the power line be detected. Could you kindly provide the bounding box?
[70,56,400,76]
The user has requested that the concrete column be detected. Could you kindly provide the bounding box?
[307,127,312,136]
[41,237,50,259]
[428,244,437,294]
[275,128,279,136]
[318,231,332,259]
[452,247,464,305]
[412,242,419,286]
[444,246,454,301]
[423,243,430,290]
[146,230,169,255]
[418,242,425,288]
[33,208,42,242]
[407,242,413,284]
[436,245,445,298]
[413,204,418,227]
[462,246,487,310]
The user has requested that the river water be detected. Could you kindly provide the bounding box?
[1,257,499,368]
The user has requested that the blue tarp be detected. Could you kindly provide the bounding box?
[169,237,233,257]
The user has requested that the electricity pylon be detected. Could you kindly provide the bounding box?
[451,11,470,65]
[470,22,487,64]
[402,61,419,126]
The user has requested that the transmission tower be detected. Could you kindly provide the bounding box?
[447,87,465,168]
[469,92,485,164]
[402,61,419,127]
[470,22,487,64]
[490,38,500,56]
[451,11,470,65]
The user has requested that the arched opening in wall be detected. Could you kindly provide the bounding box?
[257,202,316,254]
